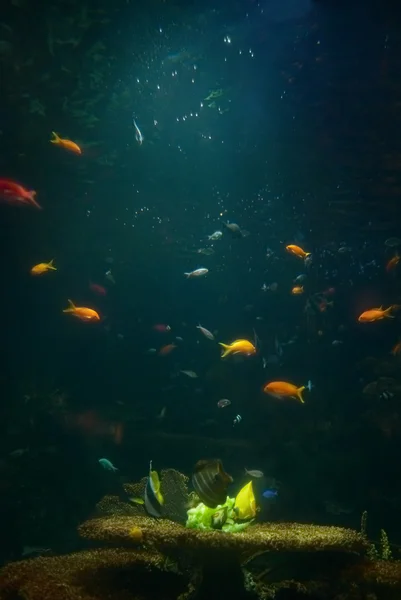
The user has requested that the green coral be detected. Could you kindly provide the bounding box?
[186,497,251,533]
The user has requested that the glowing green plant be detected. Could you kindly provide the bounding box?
[186,497,251,533]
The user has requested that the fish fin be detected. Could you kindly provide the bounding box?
[385,306,396,318]
[297,386,306,403]
[50,131,60,144]
[219,342,230,358]
[184,272,191,278]
[304,252,311,257]
[29,190,42,209]
[48,259,57,271]
[63,299,76,313]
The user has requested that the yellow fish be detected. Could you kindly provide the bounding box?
[30,259,57,276]
[219,339,256,358]
[234,481,257,519]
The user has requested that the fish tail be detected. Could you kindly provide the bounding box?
[184,272,191,278]
[63,299,76,313]
[297,386,306,403]
[48,259,57,271]
[50,131,60,144]
[29,190,42,210]
[385,306,396,318]
[304,252,311,257]
[219,343,231,358]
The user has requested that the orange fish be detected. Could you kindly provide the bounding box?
[391,340,401,356]
[263,380,311,403]
[286,244,310,259]
[219,339,257,358]
[30,259,57,276]
[63,299,100,322]
[291,285,304,295]
[358,306,395,323]
[386,255,400,272]
[158,343,177,356]
[50,131,82,155]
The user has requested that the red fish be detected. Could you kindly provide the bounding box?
[89,282,107,296]
[0,179,41,209]
[158,343,176,356]
[153,324,171,332]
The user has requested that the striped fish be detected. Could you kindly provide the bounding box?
[144,460,164,518]
[192,459,233,508]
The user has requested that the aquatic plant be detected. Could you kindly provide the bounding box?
[380,528,393,561]
[360,510,393,561]
[185,496,251,533]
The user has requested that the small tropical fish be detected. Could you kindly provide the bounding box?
[89,282,107,296]
[332,340,343,346]
[180,370,198,378]
[158,343,176,356]
[245,468,264,478]
[261,282,278,292]
[262,489,278,499]
[211,506,228,529]
[233,414,242,426]
[208,230,223,241]
[294,274,307,284]
[197,247,215,256]
[156,406,167,420]
[133,119,144,145]
[219,339,256,358]
[386,255,400,272]
[217,398,231,408]
[192,459,233,508]
[153,324,171,332]
[63,299,100,322]
[385,237,401,248]
[291,285,304,295]
[222,222,248,238]
[184,268,209,278]
[263,380,312,404]
[391,340,401,356]
[98,458,118,472]
[144,460,164,518]
[129,496,145,505]
[30,259,57,276]
[234,481,257,519]
[50,131,82,155]
[358,306,395,323]
[0,178,41,209]
[286,244,310,259]
[105,269,116,284]
[196,324,214,340]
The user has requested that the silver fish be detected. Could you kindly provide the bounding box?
[245,468,264,478]
[180,370,198,378]
[208,231,223,241]
[133,118,144,145]
[184,268,209,278]
[196,324,214,340]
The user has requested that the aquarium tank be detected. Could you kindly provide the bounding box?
[1,0,401,598]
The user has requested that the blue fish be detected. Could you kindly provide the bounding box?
[262,489,278,499]
[99,458,118,472]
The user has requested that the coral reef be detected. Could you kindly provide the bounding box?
[1,470,401,600]
[0,548,188,600]
[78,515,369,561]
